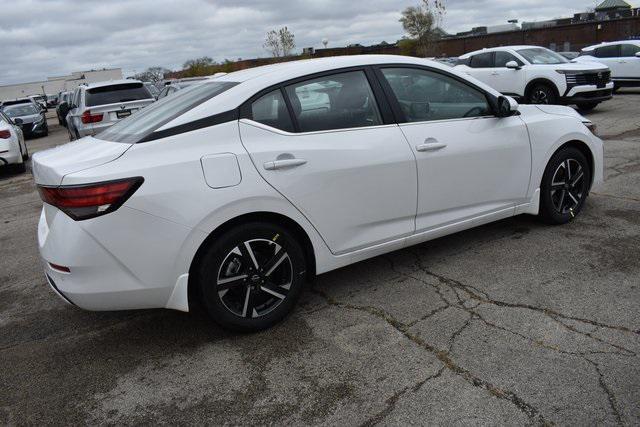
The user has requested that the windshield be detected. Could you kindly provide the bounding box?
[85,83,152,107]
[517,48,569,65]
[4,104,39,117]
[96,81,238,144]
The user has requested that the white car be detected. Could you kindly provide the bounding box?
[0,110,28,173]
[574,41,640,91]
[33,55,603,331]
[455,45,613,111]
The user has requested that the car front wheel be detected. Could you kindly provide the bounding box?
[539,147,591,224]
[527,83,557,105]
[196,222,307,332]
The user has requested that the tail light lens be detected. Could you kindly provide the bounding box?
[37,177,143,220]
[81,110,104,124]
[0,129,11,139]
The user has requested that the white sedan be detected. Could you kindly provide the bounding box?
[32,55,603,331]
[0,110,28,173]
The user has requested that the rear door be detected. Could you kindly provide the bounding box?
[239,69,417,254]
[377,66,531,233]
[594,45,622,77]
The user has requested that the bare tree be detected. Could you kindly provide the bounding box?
[182,56,215,77]
[400,0,446,56]
[134,66,170,83]
[263,27,296,57]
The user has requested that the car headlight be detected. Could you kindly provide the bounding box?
[35,116,45,125]
[582,120,597,135]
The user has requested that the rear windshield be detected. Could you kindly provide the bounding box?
[85,83,152,107]
[96,81,238,144]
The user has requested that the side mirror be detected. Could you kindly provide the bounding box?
[13,118,23,125]
[496,96,519,117]
[635,52,640,58]
[505,60,520,70]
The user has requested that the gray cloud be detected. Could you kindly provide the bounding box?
[1,0,596,84]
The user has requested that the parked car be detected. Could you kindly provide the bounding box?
[56,91,73,126]
[455,45,613,111]
[574,40,640,91]
[46,94,58,108]
[66,80,155,140]
[158,74,227,99]
[33,55,603,331]
[28,94,48,111]
[143,82,160,99]
[2,101,48,138]
[1,97,41,111]
[0,110,28,173]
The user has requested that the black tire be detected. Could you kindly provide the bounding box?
[22,143,29,161]
[612,85,620,94]
[197,222,307,332]
[539,147,591,224]
[11,161,26,174]
[576,102,599,112]
[527,83,557,105]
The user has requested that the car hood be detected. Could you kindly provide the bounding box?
[531,104,589,122]
[32,136,132,186]
[534,62,608,72]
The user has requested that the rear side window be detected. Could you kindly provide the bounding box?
[284,71,382,132]
[251,89,294,132]
[85,83,152,107]
[469,52,493,68]
[620,44,640,56]
[594,45,620,58]
[96,81,238,143]
[494,51,523,67]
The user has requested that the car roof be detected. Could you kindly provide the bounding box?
[459,45,545,59]
[84,79,143,90]
[581,40,640,51]
[161,54,502,130]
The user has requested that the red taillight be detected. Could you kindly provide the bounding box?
[81,110,103,124]
[37,177,143,220]
[0,129,11,139]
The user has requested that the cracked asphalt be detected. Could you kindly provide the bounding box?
[1,91,639,425]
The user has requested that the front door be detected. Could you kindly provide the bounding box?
[377,66,531,233]
[239,70,417,255]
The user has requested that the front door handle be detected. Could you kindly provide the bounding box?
[263,158,307,170]
[416,141,447,152]
[490,71,500,76]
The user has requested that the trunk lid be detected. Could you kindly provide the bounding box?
[32,137,131,186]
[84,99,154,126]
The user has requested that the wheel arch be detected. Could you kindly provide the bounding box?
[544,139,595,190]
[187,211,317,307]
[525,78,560,101]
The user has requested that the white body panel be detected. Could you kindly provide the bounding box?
[575,41,640,84]
[0,115,26,166]
[32,55,604,313]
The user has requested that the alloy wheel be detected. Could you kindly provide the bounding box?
[216,238,293,318]
[550,158,586,214]
[530,88,550,104]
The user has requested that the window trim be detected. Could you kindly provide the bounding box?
[372,64,499,125]
[469,52,495,68]
[239,65,395,134]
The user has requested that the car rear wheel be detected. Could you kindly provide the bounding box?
[576,102,599,112]
[527,83,557,105]
[197,222,307,332]
[539,147,591,224]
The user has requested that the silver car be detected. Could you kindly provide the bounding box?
[66,80,155,140]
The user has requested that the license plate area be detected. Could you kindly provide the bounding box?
[116,110,132,119]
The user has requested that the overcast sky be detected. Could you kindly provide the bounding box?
[1,0,601,85]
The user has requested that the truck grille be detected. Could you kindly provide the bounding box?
[565,71,611,86]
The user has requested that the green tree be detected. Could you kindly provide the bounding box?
[182,56,215,77]
[399,0,446,56]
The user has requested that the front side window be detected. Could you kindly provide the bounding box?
[251,89,294,132]
[96,81,238,143]
[284,71,382,132]
[517,48,569,64]
[495,51,523,67]
[620,44,640,57]
[381,67,491,122]
[469,52,493,68]
[85,83,152,107]
[594,45,620,58]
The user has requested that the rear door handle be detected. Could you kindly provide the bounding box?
[263,158,307,170]
[416,141,447,152]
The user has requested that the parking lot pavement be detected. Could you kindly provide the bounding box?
[1,94,639,425]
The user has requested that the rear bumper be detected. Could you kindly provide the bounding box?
[0,148,21,165]
[76,122,114,138]
[37,205,192,311]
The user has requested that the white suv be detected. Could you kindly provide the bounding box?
[574,41,640,91]
[455,46,613,111]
